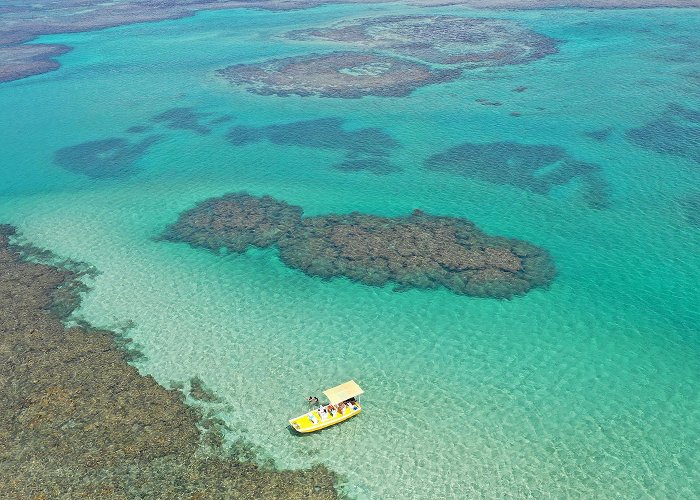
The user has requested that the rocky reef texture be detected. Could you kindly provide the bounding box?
[161,193,304,252]
[217,51,460,98]
[286,16,559,68]
[626,103,700,164]
[0,224,337,498]
[2,0,698,84]
[227,117,400,174]
[162,193,555,299]
[425,141,610,209]
[221,16,558,98]
[54,135,162,179]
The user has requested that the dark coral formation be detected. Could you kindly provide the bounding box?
[161,193,303,252]
[626,104,700,164]
[162,193,555,299]
[278,212,555,298]
[286,16,559,69]
[217,51,461,98]
[425,141,611,209]
[0,226,337,498]
[227,117,400,174]
[54,135,162,179]
[152,107,212,135]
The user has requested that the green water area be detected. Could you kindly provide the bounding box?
[1,4,699,498]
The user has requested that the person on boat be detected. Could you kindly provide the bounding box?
[318,405,328,420]
[308,412,318,424]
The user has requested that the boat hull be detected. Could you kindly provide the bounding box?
[289,404,361,433]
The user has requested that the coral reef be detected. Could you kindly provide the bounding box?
[0,225,337,498]
[54,135,162,179]
[227,117,400,174]
[220,16,558,99]
[161,193,304,252]
[626,103,700,164]
[425,141,611,209]
[217,51,461,98]
[286,16,559,68]
[2,0,698,84]
[162,193,555,299]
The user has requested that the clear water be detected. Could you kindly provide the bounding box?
[2,4,699,498]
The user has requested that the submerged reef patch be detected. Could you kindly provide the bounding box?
[425,141,610,209]
[54,135,162,179]
[152,107,212,135]
[285,16,559,68]
[227,117,400,174]
[584,127,613,141]
[126,124,151,134]
[0,226,337,498]
[162,193,555,299]
[679,192,700,227]
[217,51,461,98]
[626,103,700,164]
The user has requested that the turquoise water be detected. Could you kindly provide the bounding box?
[2,4,699,498]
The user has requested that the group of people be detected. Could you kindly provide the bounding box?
[306,396,358,424]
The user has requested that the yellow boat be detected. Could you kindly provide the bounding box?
[289,380,364,433]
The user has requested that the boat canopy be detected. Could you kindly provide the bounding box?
[323,380,364,405]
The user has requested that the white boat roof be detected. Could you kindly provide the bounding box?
[323,380,364,405]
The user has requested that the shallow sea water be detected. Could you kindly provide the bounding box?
[1,4,699,498]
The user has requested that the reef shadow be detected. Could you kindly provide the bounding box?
[425,141,611,209]
[54,135,163,179]
[227,117,401,174]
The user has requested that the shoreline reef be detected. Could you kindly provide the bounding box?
[0,224,338,499]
